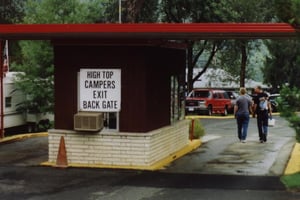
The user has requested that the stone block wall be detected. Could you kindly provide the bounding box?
[48,120,189,167]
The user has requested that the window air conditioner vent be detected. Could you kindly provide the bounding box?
[74,112,103,132]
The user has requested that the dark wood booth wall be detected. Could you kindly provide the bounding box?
[54,45,185,132]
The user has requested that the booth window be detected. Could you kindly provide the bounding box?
[170,75,185,123]
[5,96,12,108]
[103,112,118,130]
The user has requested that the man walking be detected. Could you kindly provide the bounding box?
[234,88,253,143]
[253,86,272,143]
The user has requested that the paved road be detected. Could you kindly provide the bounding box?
[165,116,296,176]
[0,116,300,200]
[0,166,300,200]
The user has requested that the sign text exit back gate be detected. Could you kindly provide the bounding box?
[79,69,121,112]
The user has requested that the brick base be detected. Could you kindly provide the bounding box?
[48,120,189,167]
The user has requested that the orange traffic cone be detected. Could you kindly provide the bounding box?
[55,136,68,168]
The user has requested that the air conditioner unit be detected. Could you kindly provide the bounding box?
[74,112,104,132]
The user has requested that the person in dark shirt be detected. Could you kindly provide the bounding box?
[234,87,253,143]
[252,86,272,143]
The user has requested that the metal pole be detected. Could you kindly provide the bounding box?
[190,119,194,140]
[118,0,122,23]
[0,40,4,139]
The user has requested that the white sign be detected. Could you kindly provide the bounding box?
[79,69,121,112]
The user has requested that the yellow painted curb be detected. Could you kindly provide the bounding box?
[284,143,300,175]
[0,132,48,144]
[185,115,233,119]
[41,139,202,171]
[185,112,280,120]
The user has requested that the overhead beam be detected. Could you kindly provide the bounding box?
[0,23,297,40]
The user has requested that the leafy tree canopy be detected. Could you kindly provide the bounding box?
[24,0,106,23]
[264,0,300,91]
[264,39,300,90]
[0,0,25,23]
[103,0,159,23]
[160,0,222,23]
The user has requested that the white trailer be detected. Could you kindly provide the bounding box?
[2,72,54,133]
[2,72,26,129]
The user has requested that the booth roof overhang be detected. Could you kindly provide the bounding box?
[0,23,297,40]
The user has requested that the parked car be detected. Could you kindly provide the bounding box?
[269,93,280,112]
[185,89,232,116]
[226,91,239,113]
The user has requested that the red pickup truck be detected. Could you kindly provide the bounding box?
[185,89,232,116]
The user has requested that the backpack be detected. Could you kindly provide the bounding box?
[259,99,268,110]
[259,96,268,110]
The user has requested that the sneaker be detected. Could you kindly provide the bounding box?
[260,140,264,143]
[242,140,246,143]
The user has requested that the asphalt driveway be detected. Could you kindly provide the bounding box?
[164,115,296,176]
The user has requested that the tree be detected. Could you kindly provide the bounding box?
[124,0,145,22]
[268,0,300,143]
[0,0,25,24]
[274,0,300,26]
[103,0,159,23]
[23,0,106,23]
[264,39,300,90]
[13,40,54,114]
[264,0,300,90]
[0,0,26,68]
[160,0,224,92]
[278,86,300,142]
[160,0,277,90]
[215,0,276,87]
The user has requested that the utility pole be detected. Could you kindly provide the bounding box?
[0,40,4,139]
[119,0,122,23]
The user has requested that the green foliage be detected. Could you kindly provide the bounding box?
[0,0,25,23]
[103,0,159,23]
[24,0,107,23]
[264,39,300,91]
[159,1,225,91]
[15,74,54,114]
[215,0,276,22]
[281,173,300,190]
[189,119,205,139]
[215,0,277,87]
[266,1,300,91]
[218,40,264,84]
[160,0,221,23]
[275,0,300,26]
[13,41,54,114]
[15,41,54,77]
[278,86,300,142]
[37,119,53,132]
[159,0,279,89]
[292,0,300,25]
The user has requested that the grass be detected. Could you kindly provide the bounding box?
[281,173,300,191]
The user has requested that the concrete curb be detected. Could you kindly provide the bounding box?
[284,143,300,175]
[0,132,48,144]
[185,112,280,120]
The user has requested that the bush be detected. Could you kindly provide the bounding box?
[278,86,300,142]
[189,119,205,139]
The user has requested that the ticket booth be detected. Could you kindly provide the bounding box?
[50,41,189,168]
